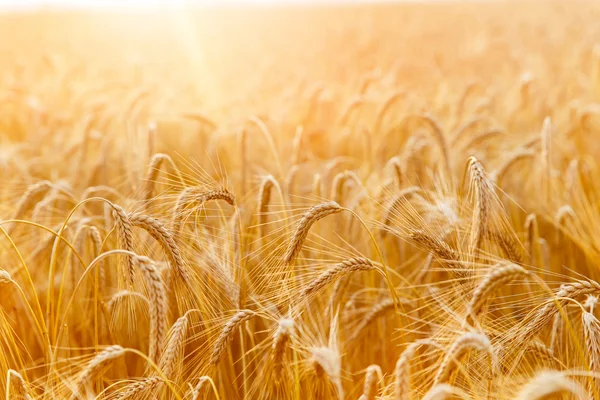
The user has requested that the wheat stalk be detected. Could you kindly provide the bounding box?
[409,230,458,263]
[283,201,342,264]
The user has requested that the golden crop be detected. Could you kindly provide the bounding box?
[0,1,599,399]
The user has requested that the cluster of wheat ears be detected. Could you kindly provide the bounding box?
[2,1,600,399]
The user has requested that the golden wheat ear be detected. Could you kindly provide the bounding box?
[515,370,587,400]
[283,201,342,265]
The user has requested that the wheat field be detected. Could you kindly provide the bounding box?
[0,1,600,399]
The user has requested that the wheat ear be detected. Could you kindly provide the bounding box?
[466,156,492,255]
[8,370,31,400]
[380,187,425,236]
[582,310,600,393]
[433,332,495,385]
[330,170,361,204]
[110,203,136,284]
[515,370,587,400]
[115,376,163,400]
[423,383,470,400]
[160,312,189,378]
[486,230,524,263]
[409,230,458,262]
[311,346,344,399]
[511,279,600,353]
[386,156,403,188]
[313,173,323,198]
[394,339,437,400]
[257,175,279,235]
[210,310,256,366]
[359,365,382,400]
[301,257,378,299]
[128,212,188,283]
[283,201,342,264]
[143,153,184,208]
[271,318,294,379]
[491,148,534,185]
[71,345,125,399]
[88,226,105,290]
[347,298,405,342]
[0,269,12,284]
[137,256,168,362]
[172,187,235,234]
[469,262,528,316]
[8,180,52,234]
